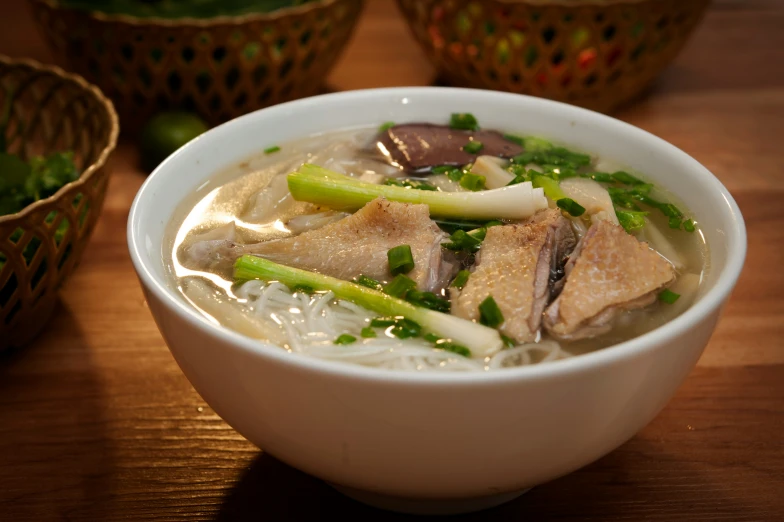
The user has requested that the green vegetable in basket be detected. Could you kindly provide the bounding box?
[56,0,317,19]
[0,152,80,217]
[140,111,209,172]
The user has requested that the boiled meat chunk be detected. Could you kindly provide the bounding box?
[543,220,676,340]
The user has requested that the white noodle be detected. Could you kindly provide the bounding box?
[227,280,570,372]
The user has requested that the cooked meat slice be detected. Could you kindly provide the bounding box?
[543,220,676,340]
[452,210,576,343]
[377,123,523,171]
[184,198,450,291]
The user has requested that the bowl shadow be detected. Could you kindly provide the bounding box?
[217,432,774,521]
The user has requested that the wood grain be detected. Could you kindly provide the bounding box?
[1,0,783,520]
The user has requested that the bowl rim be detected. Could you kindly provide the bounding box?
[32,0,355,27]
[0,55,119,224]
[127,86,747,385]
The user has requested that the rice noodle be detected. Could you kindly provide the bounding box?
[229,280,571,372]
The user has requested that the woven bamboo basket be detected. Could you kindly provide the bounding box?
[0,56,119,351]
[28,0,364,132]
[396,0,710,113]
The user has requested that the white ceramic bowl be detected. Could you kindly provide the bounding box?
[127,88,746,515]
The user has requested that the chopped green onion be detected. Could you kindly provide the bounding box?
[459,172,486,191]
[390,318,422,339]
[451,270,471,290]
[607,187,642,210]
[532,174,567,201]
[463,140,484,154]
[291,284,314,294]
[370,317,397,328]
[584,171,615,183]
[523,136,554,152]
[503,133,524,146]
[500,334,516,348]
[443,229,483,253]
[616,209,648,233]
[611,171,645,185]
[388,245,415,275]
[384,178,437,191]
[556,197,586,217]
[512,147,590,169]
[432,165,464,181]
[335,334,357,345]
[659,289,681,304]
[449,112,479,131]
[434,218,488,233]
[263,145,281,154]
[434,340,471,358]
[360,327,377,338]
[683,219,696,232]
[424,333,441,343]
[379,121,395,132]
[447,168,465,182]
[479,295,504,328]
[355,275,383,291]
[383,274,417,298]
[669,216,682,229]
[659,203,683,219]
[405,290,451,313]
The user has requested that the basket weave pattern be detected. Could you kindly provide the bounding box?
[29,0,364,130]
[0,57,118,350]
[396,0,710,113]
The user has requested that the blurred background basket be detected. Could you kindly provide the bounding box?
[396,0,710,113]
[28,0,364,133]
[0,56,118,351]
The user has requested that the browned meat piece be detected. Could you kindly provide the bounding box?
[377,124,523,171]
[543,220,676,340]
[184,198,451,291]
[452,210,576,343]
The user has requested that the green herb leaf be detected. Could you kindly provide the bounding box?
[500,334,516,348]
[263,145,280,154]
[360,327,377,338]
[334,334,357,345]
[683,219,696,233]
[379,121,396,132]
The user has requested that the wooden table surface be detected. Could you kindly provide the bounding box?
[1,0,782,520]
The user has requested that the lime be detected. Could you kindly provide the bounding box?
[140,112,209,172]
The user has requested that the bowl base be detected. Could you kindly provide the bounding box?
[329,483,531,515]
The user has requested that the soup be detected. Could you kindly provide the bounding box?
[165,115,708,372]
